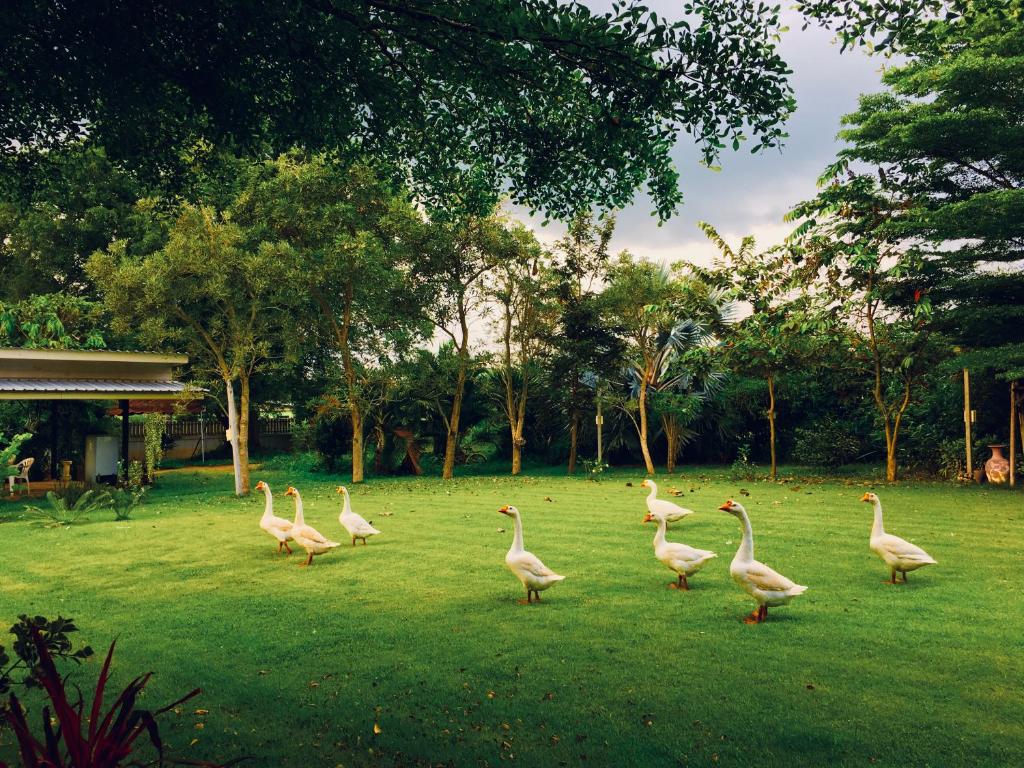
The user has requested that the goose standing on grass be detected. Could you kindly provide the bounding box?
[498,505,565,604]
[719,499,807,624]
[643,510,716,590]
[336,486,381,545]
[256,480,293,555]
[284,487,341,567]
[862,492,936,584]
[640,479,695,523]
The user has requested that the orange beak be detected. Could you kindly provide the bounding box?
[285,487,296,497]
[860,493,871,502]
[642,513,653,523]
[498,505,510,515]
[336,486,344,494]
[718,500,733,511]
[255,481,265,491]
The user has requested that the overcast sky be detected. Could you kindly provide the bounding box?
[515,3,891,266]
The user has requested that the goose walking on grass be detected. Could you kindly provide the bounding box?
[284,487,341,567]
[498,505,565,604]
[862,492,936,584]
[719,499,807,624]
[643,509,716,590]
[336,486,381,545]
[256,481,293,555]
[640,479,695,523]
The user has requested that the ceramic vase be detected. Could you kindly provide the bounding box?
[984,444,1010,485]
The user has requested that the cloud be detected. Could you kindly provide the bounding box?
[514,3,891,266]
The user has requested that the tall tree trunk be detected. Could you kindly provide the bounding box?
[238,373,252,495]
[350,406,365,483]
[224,377,244,496]
[511,384,528,476]
[373,426,387,474]
[766,371,777,481]
[312,281,364,483]
[638,378,655,475]
[442,348,469,480]
[566,374,579,474]
[663,414,678,473]
[567,415,579,474]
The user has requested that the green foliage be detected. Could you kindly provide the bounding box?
[0,294,106,349]
[581,458,609,482]
[729,440,759,480]
[0,614,93,697]
[141,413,166,482]
[3,2,798,220]
[24,486,112,528]
[1,432,32,478]
[791,417,864,467]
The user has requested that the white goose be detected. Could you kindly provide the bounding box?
[498,505,565,604]
[643,510,716,590]
[862,492,936,583]
[336,486,381,545]
[284,487,341,566]
[256,480,293,555]
[719,499,807,623]
[640,479,694,523]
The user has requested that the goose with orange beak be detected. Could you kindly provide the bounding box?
[642,509,716,590]
[336,486,381,546]
[255,480,293,554]
[498,505,565,604]
[862,492,936,584]
[640,479,694,524]
[719,499,807,624]
[284,486,341,566]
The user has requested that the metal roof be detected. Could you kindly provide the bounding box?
[0,348,188,364]
[0,378,194,400]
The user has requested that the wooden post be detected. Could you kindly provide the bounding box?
[120,399,130,472]
[1011,381,1018,488]
[963,368,973,479]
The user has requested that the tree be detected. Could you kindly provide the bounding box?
[415,214,523,479]
[0,144,144,301]
[0,294,107,350]
[646,321,726,473]
[603,256,731,474]
[490,228,556,475]
[548,212,622,473]
[89,206,293,495]
[788,173,948,482]
[823,0,1024,378]
[3,1,799,220]
[700,222,820,479]
[234,154,431,483]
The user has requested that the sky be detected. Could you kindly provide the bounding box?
[515,4,892,267]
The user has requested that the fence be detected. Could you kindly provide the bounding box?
[128,416,293,439]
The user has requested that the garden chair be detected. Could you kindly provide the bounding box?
[8,457,33,496]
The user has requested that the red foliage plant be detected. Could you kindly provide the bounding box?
[1,628,201,768]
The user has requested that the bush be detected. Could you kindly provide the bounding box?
[791,417,862,467]
[24,485,112,527]
[2,618,216,768]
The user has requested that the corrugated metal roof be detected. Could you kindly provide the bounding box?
[0,378,189,393]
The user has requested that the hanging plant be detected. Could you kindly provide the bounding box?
[141,414,166,484]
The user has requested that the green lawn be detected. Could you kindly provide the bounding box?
[1,465,1021,767]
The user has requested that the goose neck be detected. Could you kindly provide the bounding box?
[653,516,667,548]
[510,511,525,553]
[735,509,754,562]
[871,501,885,539]
[261,488,273,518]
[292,494,305,526]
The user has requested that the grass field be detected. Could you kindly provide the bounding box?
[1,464,1021,767]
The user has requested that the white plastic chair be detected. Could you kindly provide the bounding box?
[8,457,33,496]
